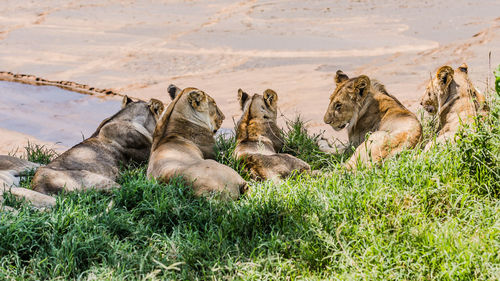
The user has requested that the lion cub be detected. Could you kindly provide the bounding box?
[32,96,164,194]
[323,71,422,170]
[420,63,489,150]
[147,85,247,200]
[234,89,310,181]
[1,155,55,209]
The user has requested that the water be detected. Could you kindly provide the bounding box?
[0,81,121,147]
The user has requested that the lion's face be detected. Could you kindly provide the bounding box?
[421,82,440,114]
[420,66,454,114]
[205,94,225,133]
[324,71,370,131]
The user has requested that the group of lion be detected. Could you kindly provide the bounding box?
[0,63,490,210]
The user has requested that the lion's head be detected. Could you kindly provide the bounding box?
[236,88,283,150]
[237,88,278,123]
[166,84,225,134]
[92,95,164,139]
[324,70,371,131]
[420,65,456,114]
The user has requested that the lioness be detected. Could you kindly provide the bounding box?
[147,85,247,200]
[32,96,164,194]
[420,63,489,150]
[234,89,310,181]
[0,155,55,209]
[323,71,422,170]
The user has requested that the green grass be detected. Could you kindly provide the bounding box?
[1,98,499,280]
[280,116,344,170]
[23,142,59,165]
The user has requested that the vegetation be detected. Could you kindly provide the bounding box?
[496,64,500,95]
[1,97,499,280]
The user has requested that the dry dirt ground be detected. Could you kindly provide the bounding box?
[0,0,499,154]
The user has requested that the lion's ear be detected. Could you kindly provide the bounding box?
[335,70,349,85]
[436,66,454,88]
[238,89,249,111]
[263,89,278,109]
[148,98,164,119]
[168,84,182,100]
[187,90,206,111]
[122,95,133,108]
[353,75,370,100]
[458,63,468,74]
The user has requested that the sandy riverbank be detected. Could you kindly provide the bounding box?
[0,128,64,156]
[1,0,499,150]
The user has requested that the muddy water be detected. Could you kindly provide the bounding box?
[0,81,121,148]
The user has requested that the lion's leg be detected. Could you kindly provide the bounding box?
[3,187,56,209]
[424,131,455,152]
[345,131,389,170]
[66,170,120,193]
[0,171,17,187]
[184,160,247,200]
[33,167,120,194]
[244,154,278,181]
[0,156,40,174]
[318,138,350,154]
[1,170,55,210]
[0,156,41,188]
[347,129,420,170]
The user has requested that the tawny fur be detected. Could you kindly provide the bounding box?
[147,85,247,200]
[32,96,164,194]
[323,71,422,170]
[420,63,489,150]
[234,89,310,181]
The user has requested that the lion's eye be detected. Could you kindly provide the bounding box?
[335,103,342,110]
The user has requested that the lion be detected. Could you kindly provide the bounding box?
[32,96,164,194]
[234,88,310,181]
[147,85,247,200]
[420,63,489,150]
[0,155,55,209]
[323,70,422,170]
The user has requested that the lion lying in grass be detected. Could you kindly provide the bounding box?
[323,71,422,170]
[147,85,247,200]
[0,155,55,209]
[234,89,310,181]
[420,63,489,150]
[32,96,164,194]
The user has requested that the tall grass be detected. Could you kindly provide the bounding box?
[0,98,499,280]
[23,142,58,165]
[280,116,343,170]
[495,64,500,94]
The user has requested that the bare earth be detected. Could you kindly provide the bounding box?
[1,0,499,154]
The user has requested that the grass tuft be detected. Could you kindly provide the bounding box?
[455,103,500,196]
[24,142,58,165]
[495,64,500,94]
[280,116,343,170]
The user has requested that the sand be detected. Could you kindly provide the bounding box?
[0,0,499,150]
[0,127,64,156]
